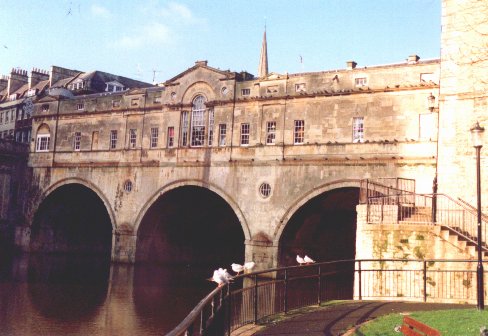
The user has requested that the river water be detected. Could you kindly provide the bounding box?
[0,253,217,335]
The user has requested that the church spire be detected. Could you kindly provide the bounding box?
[258,26,268,78]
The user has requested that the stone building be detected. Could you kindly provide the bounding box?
[6,1,488,303]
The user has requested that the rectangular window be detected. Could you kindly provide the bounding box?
[36,135,50,152]
[112,100,120,108]
[167,127,174,148]
[240,123,250,146]
[180,111,189,146]
[154,95,162,104]
[150,127,159,148]
[129,129,137,148]
[419,113,436,140]
[42,104,49,112]
[0,112,3,123]
[76,103,84,111]
[219,124,227,146]
[294,120,305,144]
[208,109,214,146]
[266,85,279,93]
[110,130,117,149]
[131,98,139,106]
[191,109,205,147]
[266,121,276,145]
[295,83,306,92]
[355,77,367,86]
[352,117,364,143]
[17,109,22,121]
[241,88,250,96]
[73,131,81,151]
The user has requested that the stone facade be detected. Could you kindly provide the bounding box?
[22,58,440,266]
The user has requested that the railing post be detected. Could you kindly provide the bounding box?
[432,175,437,224]
[423,260,427,302]
[284,269,289,313]
[358,260,362,300]
[254,274,259,324]
[227,284,232,336]
[317,265,322,305]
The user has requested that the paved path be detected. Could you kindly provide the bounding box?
[237,301,472,336]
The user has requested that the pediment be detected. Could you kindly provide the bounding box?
[165,62,236,86]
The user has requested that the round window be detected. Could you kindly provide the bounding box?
[221,87,229,95]
[124,180,133,192]
[259,183,272,198]
[171,92,177,100]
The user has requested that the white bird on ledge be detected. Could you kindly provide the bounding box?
[304,255,315,264]
[296,255,306,265]
[210,268,232,287]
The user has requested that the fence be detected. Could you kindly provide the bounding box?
[166,259,486,336]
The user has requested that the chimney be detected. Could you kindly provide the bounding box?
[8,68,28,95]
[0,75,8,92]
[49,66,82,87]
[195,60,208,67]
[346,61,357,70]
[407,55,420,64]
[29,68,49,89]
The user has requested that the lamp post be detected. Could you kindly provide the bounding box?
[470,121,485,310]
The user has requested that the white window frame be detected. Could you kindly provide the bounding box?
[180,111,189,146]
[295,83,306,92]
[129,129,137,148]
[110,130,117,149]
[352,117,364,143]
[150,127,159,148]
[266,121,276,145]
[208,108,214,146]
[167,127,175,148]
[219,124,227,146]
[355,77,367,87]
[36,134,50,152]
[76,103,84,111]
[191,96,206,147]
[73,131,81,151]
[240,123,250,146]
[241,88,250,96]
[294,120,305,144]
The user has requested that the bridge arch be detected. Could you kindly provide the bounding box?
[134,179,250,265]
[35,177,116,230]
[274,179,360,267]
[134,179,250,240]
[30,178,115,255]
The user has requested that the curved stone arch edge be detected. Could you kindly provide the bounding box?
[31,177,117,231]
[133,179,252,241]
[272,179,361,246]
[180,81,216,105]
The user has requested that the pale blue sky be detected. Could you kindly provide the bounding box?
[0,0,441,84]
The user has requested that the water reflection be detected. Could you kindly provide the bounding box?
[0,253,216,335]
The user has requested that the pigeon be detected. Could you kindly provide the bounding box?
[231,263,244,274]
[296,255,306,265]
[243,261,255,272]
[210,268,232,287]
[304,255,315,264]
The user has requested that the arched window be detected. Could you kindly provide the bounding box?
[191,95,206,147]
[36,124,51,152]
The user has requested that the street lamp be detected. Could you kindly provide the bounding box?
[470,121,485,310]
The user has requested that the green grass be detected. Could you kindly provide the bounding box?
[355,309,488,336]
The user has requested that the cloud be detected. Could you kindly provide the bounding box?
[160,2,193,22]
[113,22,171,49]
[91,4,112,18]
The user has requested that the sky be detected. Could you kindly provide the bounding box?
[0,0,441,84]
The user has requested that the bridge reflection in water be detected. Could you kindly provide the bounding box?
[0,253,216,335]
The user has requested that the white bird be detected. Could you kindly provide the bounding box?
[296,255,306,265]
[243,261,255,272]
[304,255,315,264]
[210,268,232,287]
[231,263,245,274]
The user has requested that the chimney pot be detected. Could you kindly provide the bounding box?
[346,61,357,70]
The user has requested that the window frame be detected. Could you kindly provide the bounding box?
[150,127,159,148]
[352,116,365,143]
[293,120,305,144]
[73,131,81,151]
[36,134,50,152]
[218,124,227,147]
[110,130,117,149]
[167,127,175,148]
[240,123,250,146]
[129,129,137,148]
[266,121,277,145]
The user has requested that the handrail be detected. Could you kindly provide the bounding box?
[166,258,487,335]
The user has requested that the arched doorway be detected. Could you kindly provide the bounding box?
[136,185,245,266]
[279,187,360,265]
[30,183,113,256]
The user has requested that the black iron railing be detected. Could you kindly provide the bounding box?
[166,259,487,336]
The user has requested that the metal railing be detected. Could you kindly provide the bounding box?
[166,259,486,336]
[359,178,416,204]
[365,192,488,250]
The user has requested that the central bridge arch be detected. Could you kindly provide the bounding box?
[134,180,250,266]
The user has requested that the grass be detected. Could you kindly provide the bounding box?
[355,309,488,336]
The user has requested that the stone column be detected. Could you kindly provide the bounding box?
[112,226,137,263]
[244,235,278,271]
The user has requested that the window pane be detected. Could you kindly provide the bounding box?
[266,121,276,144]
[352,117,364,143]
[241,123,250,145]
[294,120,304,144]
